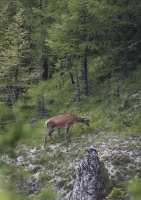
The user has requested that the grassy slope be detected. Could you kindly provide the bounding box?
[20,60,141,138]
[1,59,141,199]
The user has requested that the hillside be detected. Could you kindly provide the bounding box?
[1,65,141,199]
[2,130,141,199]
[0,0,141,199]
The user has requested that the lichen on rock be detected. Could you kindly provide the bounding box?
[73,147,100,200]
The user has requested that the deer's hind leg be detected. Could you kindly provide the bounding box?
[44,129,54,145]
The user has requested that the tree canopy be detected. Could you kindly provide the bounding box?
[0,0,141,103]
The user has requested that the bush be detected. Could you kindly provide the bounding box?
[104,187,127,200]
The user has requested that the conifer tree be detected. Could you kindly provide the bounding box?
[20,0,67,80]
[95,0,141,76]
[47,0,101,96]
[0,5,39,107]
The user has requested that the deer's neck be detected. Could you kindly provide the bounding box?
[75,117,85,123]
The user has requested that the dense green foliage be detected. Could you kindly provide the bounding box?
[0,0,141,199]
[1,0,141,106]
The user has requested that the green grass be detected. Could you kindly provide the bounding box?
[15,63,141,148]
[1,59,141,200]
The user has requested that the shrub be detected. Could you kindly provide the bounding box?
[104,187,127,200]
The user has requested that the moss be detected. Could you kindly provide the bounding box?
[101,155,110,160]
[78,150,84,158]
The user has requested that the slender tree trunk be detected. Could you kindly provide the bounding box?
[76,75,81,101]
[123,25,128,76]
[39,0,43,10]
[75,63,81,101]
[7,85,15,110]
[83,49,89,96]
[136,17,141,64]
[70,72,75,84]
[14,67,19,101]
[82,8,89,96]
[42,57,48,80]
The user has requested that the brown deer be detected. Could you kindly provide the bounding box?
[44,113,90,144]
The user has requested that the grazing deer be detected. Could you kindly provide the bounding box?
[44,113,90,145]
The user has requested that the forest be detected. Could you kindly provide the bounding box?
[0,0,141,199]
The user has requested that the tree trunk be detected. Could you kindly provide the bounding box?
[39,0,42,10]
[42,57,48,80]
[14,67,19,101]
[123,25,128,76]
[83,49,89,96]
[70,72,75,84]
[136,17,141,64]
[7,85,15,110]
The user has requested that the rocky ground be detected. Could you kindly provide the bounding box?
[1,131,141,199]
